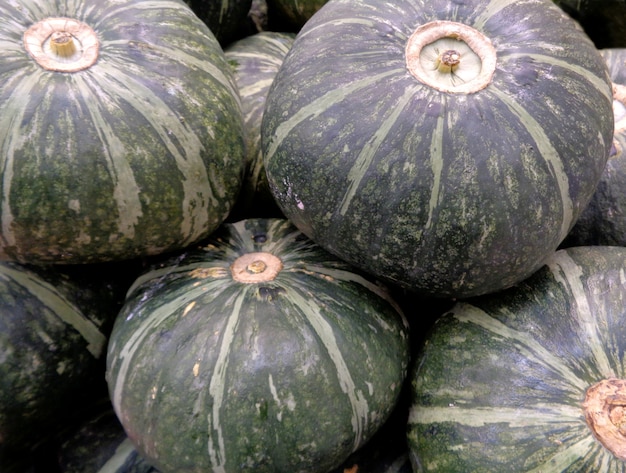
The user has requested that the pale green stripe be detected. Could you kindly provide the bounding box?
[546,253,614,377]
[488,87,573,242]
[0,69,43,247]
[207,289,248,470]
[265,69,400,161]
[0,265,106,358]
[293,264,407,326]
[110,279,227,411]
[502,52,612,103]
[425,103,446,229]
[525,436,599,473]
[286,287,369,450]
[96,438,136,473]
[339,82,421,215]
[473,0,522,29]
[453,302,588,392]
[239,78,275,98]
[85,63,212,244]
[71,74,143,239]
[409,403,583,426]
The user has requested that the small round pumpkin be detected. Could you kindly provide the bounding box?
[106,218,410,472]
[408,246,626,472]
[0,0,245,264]
[261,0,614,298]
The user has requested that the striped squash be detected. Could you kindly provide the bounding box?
[0,0,245,264]
[261,0,614,299]
[0,261,109,456]
[225,31,295,220]
[563,48,626,247]
[106,218,410,473]
[407,246,626,472]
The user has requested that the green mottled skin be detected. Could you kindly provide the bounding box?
[0,0,245,264]
[225,31,295,220]
[106,218,410,473]
[408,246,626,472]
[0,262,109,453]
[262,0,614,299]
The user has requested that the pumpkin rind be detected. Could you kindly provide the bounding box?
[261,0,614,298]
[0,0,245,264]
[0,261,109,453]
[563,48,626,247]
[225,31,295,220]
[407,246,626,472]
[106,218,410,472]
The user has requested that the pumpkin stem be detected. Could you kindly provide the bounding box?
[405,20,496,94]
[23,17,99,73]
[231,252,283,283]
[583,378,626,460]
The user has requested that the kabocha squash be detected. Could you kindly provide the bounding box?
[0,0,245,264]
[261,0,614,298]
[0,262,109,458]
[407,246,626,472]
[563,48,626,247]
[106,218,410,473]
[225,31,295,220]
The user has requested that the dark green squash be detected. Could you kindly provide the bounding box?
[0,262,111,457]
[106,218,410,473]
[225,31,295,220]
[261,0,614,299]
[408,246,626,472]
[0,0,245,264]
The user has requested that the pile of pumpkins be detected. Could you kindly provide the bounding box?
[0,0,625,472]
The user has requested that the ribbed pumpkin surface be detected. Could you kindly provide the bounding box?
[408,246,626,472]
[106,218,410,473]
[0,0,245,264]
[262,0,614,298]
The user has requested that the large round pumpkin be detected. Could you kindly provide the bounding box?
[407,245,626,472]
[106,218,410,473]
[0,0,245,264]
[261,0,614,298]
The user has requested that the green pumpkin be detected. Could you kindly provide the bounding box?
[261,0,614,299]
[225,31,296,220]
[0,0,245,264]
[0,262,110,456]
[106,218,410,473]
[408,246,626,472]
